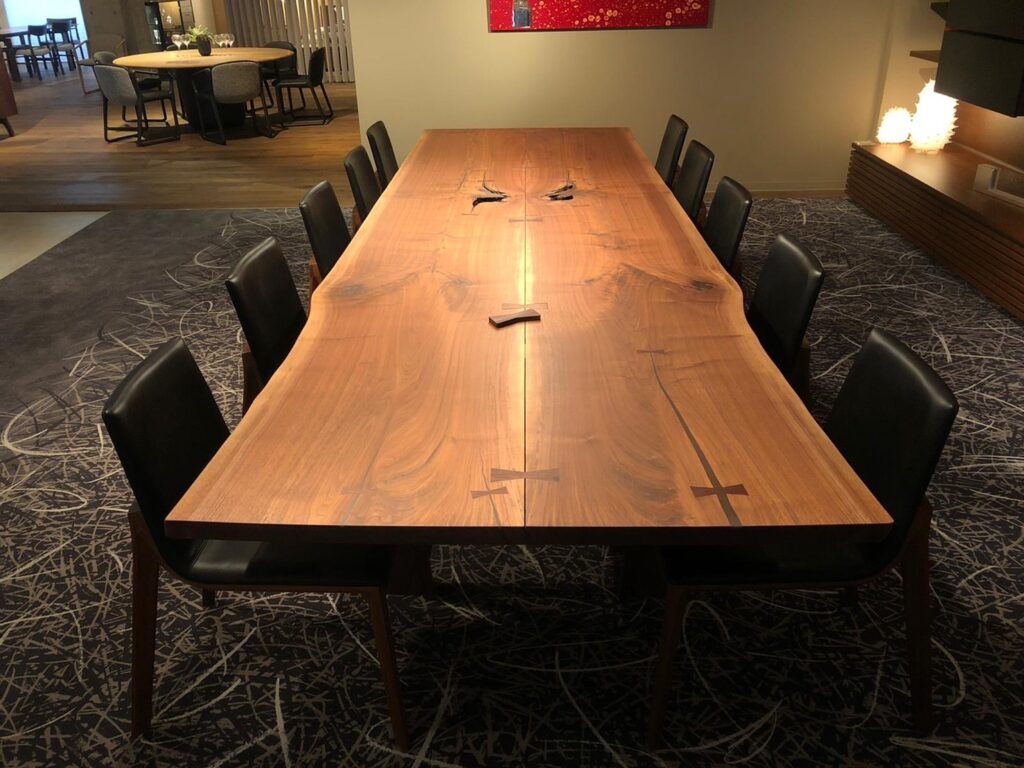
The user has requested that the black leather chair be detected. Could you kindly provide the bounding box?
[703,176,752,281]
[647,328,959,746]
[345,145,382,227]
[300,180,352,290]
[225,238,306,411]
[747,234,824,403]
[654,114,687,187]
[102,338,408,748]
[367,120,400,190]
[671,140,714,224]
[259,40,298,107]
[275,47,333,125]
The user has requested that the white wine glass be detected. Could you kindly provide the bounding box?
[225,33,235,47]
[171,33,182,50]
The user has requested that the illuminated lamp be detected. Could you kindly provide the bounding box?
[909,80,958,153]
[876,107,912,144]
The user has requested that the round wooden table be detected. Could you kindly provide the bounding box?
[113,47,293,130]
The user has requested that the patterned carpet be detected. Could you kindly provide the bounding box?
[0,200,1021,766]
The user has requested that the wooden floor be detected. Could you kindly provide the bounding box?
[0,72,360,211]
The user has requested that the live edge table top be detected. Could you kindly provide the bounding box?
[165,128,892,546]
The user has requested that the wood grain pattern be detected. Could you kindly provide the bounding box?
[113,48,293,70]
[166,128,892,544]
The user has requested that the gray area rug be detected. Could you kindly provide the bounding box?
[0,201,1021,766]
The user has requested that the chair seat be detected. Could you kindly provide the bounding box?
[140,87,174,102]
[185,539,392,587]
[661,538,884,587]
[275,75,312,88]
[15,46,50,55]
[261,65,298,79]
[137,77,164,92]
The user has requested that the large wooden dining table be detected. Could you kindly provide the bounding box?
[166,128,892,546]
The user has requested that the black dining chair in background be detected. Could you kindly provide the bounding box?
[192,61,275,145]
[703,176,753,283]
[225,238,307,412]
[275,47,333,125]
[747,234,824,404]
[647,328,958,746]
[259,40,299,107]
[12,26,55,80]
[345,145,382,228]
[94,64,180,146]
[300,180,352,292]
[102,338,409,748]
[654,114,688,187]
[367,120,400,190]
[47,19,87,73]
[671,140,715,224]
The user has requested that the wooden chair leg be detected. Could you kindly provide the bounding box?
[902,514,933,733]
[365,589,410,750]
[201,589,217,608]
[647,586,687,749]
[241,342,262,415]
[791,337,811,407]
[130,520,159,737]
[309,258,322,297]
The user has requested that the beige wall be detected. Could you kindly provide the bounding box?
[349,0,926,193]
[876,0,945,122]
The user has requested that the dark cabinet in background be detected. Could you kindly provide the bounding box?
[143,1,196,51]
[935,0,1024,116]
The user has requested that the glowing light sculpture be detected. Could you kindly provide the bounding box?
[877,107,912,144]
[909,80,958,153]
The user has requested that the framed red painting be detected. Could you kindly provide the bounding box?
[488,1,711,32]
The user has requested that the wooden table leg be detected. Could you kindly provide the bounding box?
[4,42,21,83]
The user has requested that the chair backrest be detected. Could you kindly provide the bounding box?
[300,181,352,280]
[211,61,261,104]
[93,51,117,65]
[49,20,74,41]
[225,237,307,385]
[102,338,229,570]
[654,114,688,186]
[367,120,400,190]
[671,140,714,222]
[703,176,752,274]
[263,39,297,71]
[345,145,382,222]
[27,25,50,43]
[825,329,958,557]
[94,64,139,107]
[747,234,824,375]
[307,47,326,87]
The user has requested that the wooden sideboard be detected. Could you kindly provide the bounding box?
[847,141,1024,320]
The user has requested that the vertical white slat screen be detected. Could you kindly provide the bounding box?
[223,0,354,83]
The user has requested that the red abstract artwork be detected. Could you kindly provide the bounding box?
[488,0,711,32]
